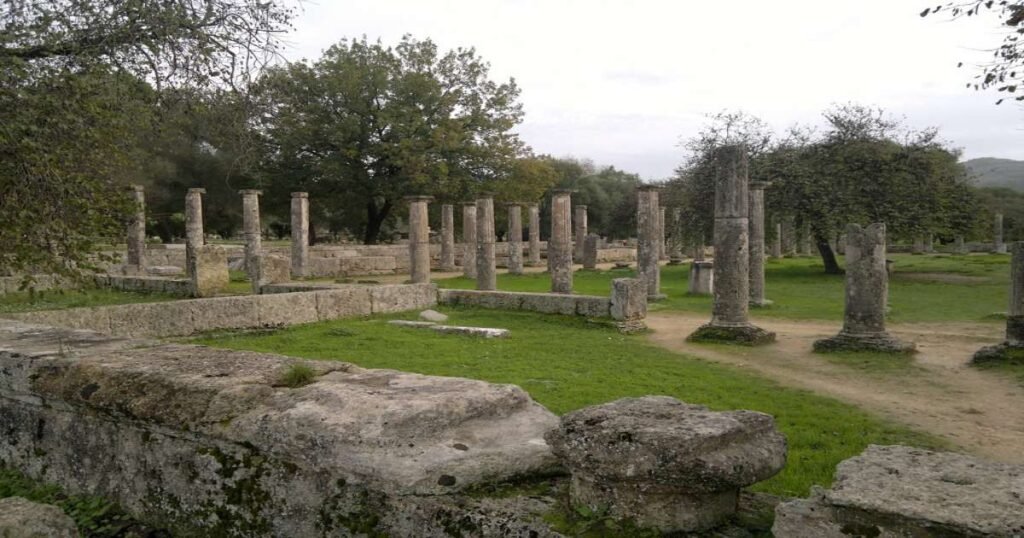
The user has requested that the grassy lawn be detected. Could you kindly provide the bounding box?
[194,306,944,498]
[438,254,1011,323]
[0,288,180,314]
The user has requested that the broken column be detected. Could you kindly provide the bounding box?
[688,261,713,296]
[290,192,309,278]
[668,207,685,264]
[184,187,205,277]
[748,181,772,307]
[688,145,774,345]
[994,212,1007,253]
[637,185,663,300]
[507,203,524,275]
[462,202,477,279]
[574,204,588,262]
[440,204,456,272]
[191,245,229,298]
[800,222,813,256]
[813,223,915,353]
[582,233,599,270]
[925,233,935,253]
[546,396,786,533]
[240,189,263,290]
[549,190,573,293]
[771,221,783,258]
[527,203,542,266]
[475,195,496,291]
[973,241,1024,363]
[126,185,146,273]
[610,278,647,333]
[406,195,432,284]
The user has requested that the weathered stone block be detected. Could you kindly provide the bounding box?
[575,296,611,318]
[370,283,438,314]
[519,293,577,316]
[192,245,229,298]
[688,260,713,295]
[109,301,195,339]
[190,295,259,332]
[0,497,79,538]
[256,254,291,292]
[315,287,374,320]
[610,278,646,321]
[257,291,319,327]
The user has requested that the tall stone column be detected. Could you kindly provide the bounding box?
[771,221,783,258]
[668,207,685,264]
[659,206,668,260]
[440,204,456,272]
[550,190,574,294]
[527,204,542,266]
[462,203,478,279]
[290,192,309,278]
[184,188,206,277]
[637,186,663,300]
[507,203,524,275]
[688,145,774,345]
[475,195,497,290]
[800,223,813,256]
[240,189,263,287]
[973,242,1024,362]
[406,196,432,284]
[126,185,146,272]
[814,223,915,353]
[574,205,588,262]
[995,213,1007,253]
[748,181,772,307]
[582,233,599,270]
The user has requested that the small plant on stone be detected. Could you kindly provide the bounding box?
[278,363,317,388]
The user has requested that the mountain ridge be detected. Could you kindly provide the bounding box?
[963,157,1024,191]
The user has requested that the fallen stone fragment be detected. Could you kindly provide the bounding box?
[419,309,449,323]
[146,265,183,277]
[0,497,79,538]
[387,319,438,328]
[431,325,509,338]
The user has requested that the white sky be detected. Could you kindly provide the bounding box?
[282,0,1024,179]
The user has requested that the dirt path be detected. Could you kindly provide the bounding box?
[645,312,1024,463]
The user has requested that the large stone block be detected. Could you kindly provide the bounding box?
[109,301,196,338]
[192,245,229,298]
[315,287,375,320]
[256,254,291,292]
[0,497,79,538]
[575,296,611,318]
[190,295,259,332]
[370,284,438,314]
[519,293,578,316]
[257,292,319,327]
[438,289,525,311]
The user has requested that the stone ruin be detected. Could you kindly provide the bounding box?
[974,241,1024,362]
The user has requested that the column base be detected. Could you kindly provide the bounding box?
[813,331,916,354]
[972,342,1024,364]
[687,323,776,346]
[749,298,774,308]
[614,320,648,334]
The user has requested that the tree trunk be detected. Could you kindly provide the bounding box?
[363,199,392,245]
[816,236,842,274]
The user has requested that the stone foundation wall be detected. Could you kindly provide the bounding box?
[93,274,193,296]
[439,289,612,318]
[0,275,67,295]
[3,284,437,338]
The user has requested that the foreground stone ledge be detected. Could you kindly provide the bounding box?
[687,323,777,346]
[773,445,1024,537]
[0,497,79,538]
[0,320,559,536]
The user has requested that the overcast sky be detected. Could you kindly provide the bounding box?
[282,0,1024,180]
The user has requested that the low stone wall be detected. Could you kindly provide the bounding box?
[0,320,559,537]
[0,275,67,295]
[439,289,612,318]
[93,274,193,296]
[595,247,636,263]
[3,284,437,338]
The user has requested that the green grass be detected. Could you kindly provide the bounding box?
[437,254,1011,323]
[975,347,1024,387]
[194,306,945,498]
[0,288,179,314]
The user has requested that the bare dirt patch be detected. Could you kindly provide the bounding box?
[645,312,1024,463]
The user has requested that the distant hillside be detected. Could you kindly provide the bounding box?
[963,157,1024,191]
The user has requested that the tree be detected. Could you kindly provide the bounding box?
[256,36,527,244]
[0,0,295,283]
[922,1,1024,104]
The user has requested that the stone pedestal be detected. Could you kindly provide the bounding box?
[748,181,772,307]
[462,203,478,279]
[692,236,706,262]
[475,196,496,291]
[582,233,599,270]
[527,204,542,266]
[688,145,774,345]
[668,207,685,264]
[688,261,713,296]
[507,203,524,275]
[440,204,456,272]
[255,254,290,293]
[637,186,663,300]
[184,188,205,278]
[549,190,573,294]
[546,396,786,533]
[290,192,309,278]
[610,278,647,333]
[814,223,915,353]
[240,189,263,288]
[995,212,1007,253]
[126,185,146,272]
[191,245,229,298]
[574,205,588,262]
[973,242,1024,362]
[406,196,432,284]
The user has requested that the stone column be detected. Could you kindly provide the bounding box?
[549,190,574,294]
[527,203,542,266]
[637,186,663,300]
[995,213,1006,253]
[954,235,967,255]
[912,235,925,255]
[668,207,685,264]
[973,242,1024,362]
[814,223,915,353]
[406,195,432,284]
[462,203,477,279]
[440,204,456,272]
[574,205,588,262]
[800,222,813,256]
[692,234,706,262]
[184,188,206,277]
[240,189,263,289]
[582,233,599,270]
[748,181,771,307]
[475,195,496,290]
[688,145,774,345]
[507,203,524,275]
[771,221,783,258]
[290,192,309,278]
[126,185,146,272]
[925,233,935,253]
